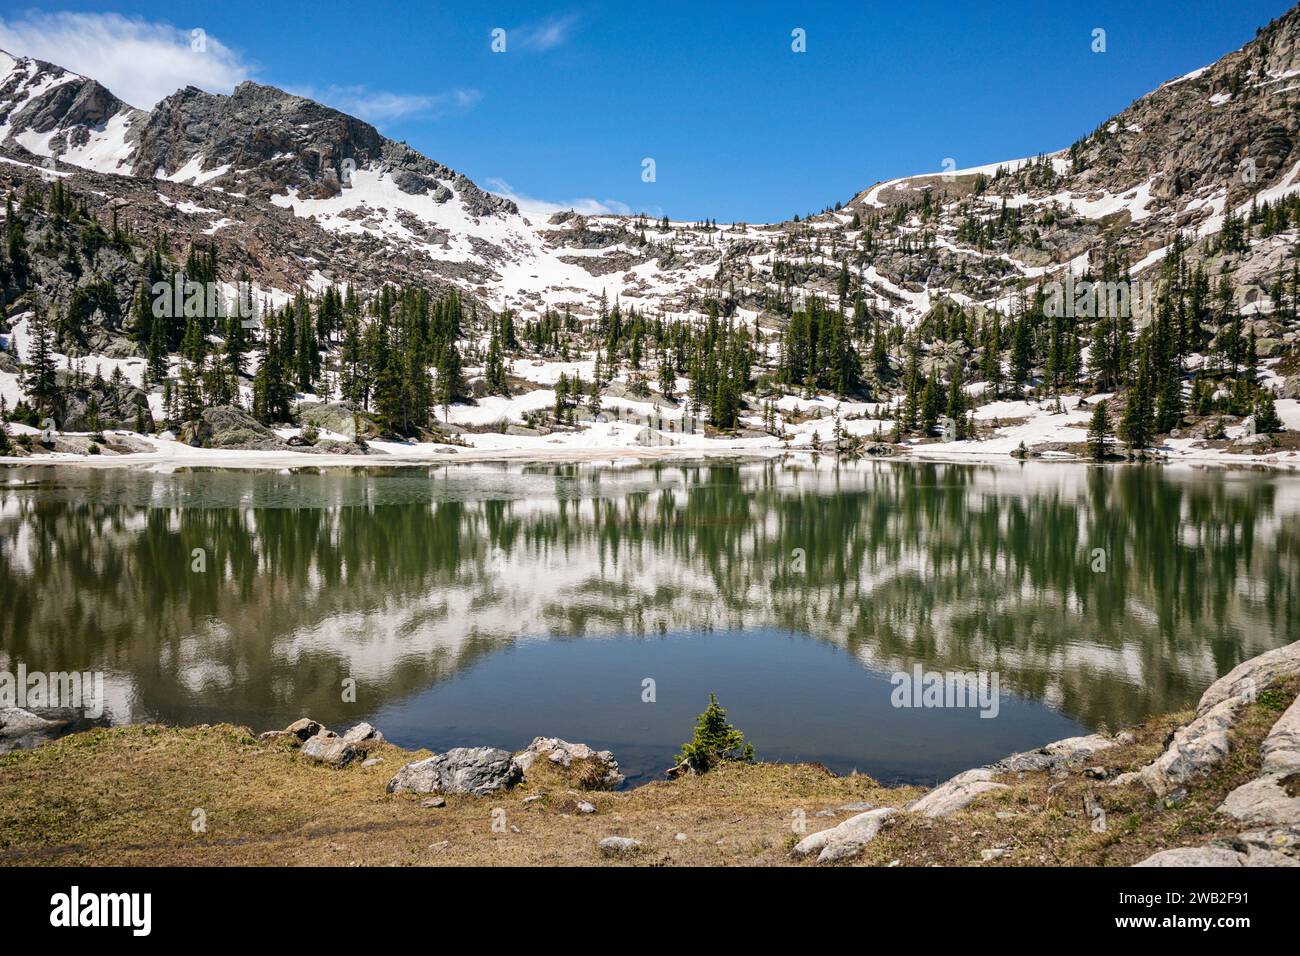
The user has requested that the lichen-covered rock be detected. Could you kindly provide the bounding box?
[1219,775,1300,825]
[386,747,521,796]
[513,736,624,790]
[907,769,1009,818]
[1135,844,1299,867]
[1219,692,1300,825]
[1197,640,1300,712]
[1112,697,1245,795]
[792,808,895,863]
[996,733,1118,774]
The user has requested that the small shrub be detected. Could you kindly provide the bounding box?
[671,693,755,776]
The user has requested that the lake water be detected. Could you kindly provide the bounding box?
[2,458,1296,785]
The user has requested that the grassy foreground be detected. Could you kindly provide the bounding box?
[0,679,1292,867]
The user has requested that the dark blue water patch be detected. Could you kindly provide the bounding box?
[368,628,1085,787]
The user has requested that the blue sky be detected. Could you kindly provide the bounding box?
[2,1,1295,221]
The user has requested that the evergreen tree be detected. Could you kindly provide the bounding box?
[671,694,754,775]
[21,310,59,415]
[1087,400,1111,461]
[1254,390,1283,434]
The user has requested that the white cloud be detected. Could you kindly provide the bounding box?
[513,14,578,52]
[485,177,634,219]
[296,85,483,123]
[0,12,254,109]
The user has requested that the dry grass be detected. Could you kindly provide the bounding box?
[0,679,1291,867]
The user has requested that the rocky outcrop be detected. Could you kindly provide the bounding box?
[386,746,522,796]
[1219,692,1300,824]
[513,736,625,790]
[1113,697,1245,796]
[296,401,378,441]
[183,405,289,450]
[1115,640,1300,795]
[995,733,1121,774]
[1198,641,1300,711]
[1135,824,1300,867]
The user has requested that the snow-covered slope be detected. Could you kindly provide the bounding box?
[0,50,144,176]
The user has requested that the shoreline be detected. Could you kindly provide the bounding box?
[3,440,1299,472]
[3,641,1297,866]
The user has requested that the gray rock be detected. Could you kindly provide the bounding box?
[300,732,359,768]
[598,836,642,857]
[1135,844,1299,867]
[0,707,61,740]
[420,797,447,809]
[1113,697,1245,795]
[342,722,384,745]
[296,401,377,441]
[387,746,522,796]
[996,732,1117,774]
[1219,775,1300,825]
[513,736,624,790]
[907,769,1009,818]
[1135,846,1257,867]
[1259,691,1300,775]
[576,801,596,815]
[1231,824,1300,858]
[0,707,75,752]
[1197,640,1300,712]
[1219,693,1300,824]
[792,808,896,864]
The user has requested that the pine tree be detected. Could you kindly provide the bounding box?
[1088,400,1111,460]
[21,310,59,416]
[434,337,465,420]
[1254,390,1283,434]
[671,694,754,775]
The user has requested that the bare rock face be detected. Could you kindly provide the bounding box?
[386,747,521,796]
[130,80,516,217]
[0,55,144,164]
